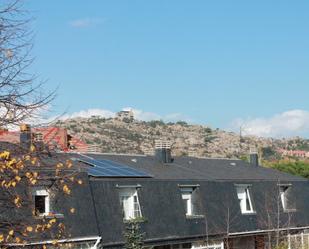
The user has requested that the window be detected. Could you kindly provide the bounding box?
[119,188,142,220]
[236,185,254,214]
[34,189,50,216]
[191,241,224,249]
[280,185,295,211]
[180,187,198,216]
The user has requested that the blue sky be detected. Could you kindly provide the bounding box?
[26,1,309,137]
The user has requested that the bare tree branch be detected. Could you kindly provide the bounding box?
[0,0,55,127]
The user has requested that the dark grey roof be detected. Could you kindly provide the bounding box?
[79,153,307,181]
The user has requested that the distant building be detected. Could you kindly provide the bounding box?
[115,110,134,122]
[278,149,309,158]
[0,125,88,152]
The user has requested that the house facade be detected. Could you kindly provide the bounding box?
[1,140,309,249]
[72,151,309,249]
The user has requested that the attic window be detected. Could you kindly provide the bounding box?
[279,185,296,212]
[191,241,224,249]
[236,185,255,214]
[34,189,50,216]
[119,188,142,220]
[180,186,201,217]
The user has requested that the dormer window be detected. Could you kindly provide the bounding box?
[119,188,142,220]
[236,185,255,214]
[279,185,295,211]
[179,185,201,217]
[34,189,50,216]
[181,187,194,216]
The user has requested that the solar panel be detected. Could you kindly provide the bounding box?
[78,157,152,178]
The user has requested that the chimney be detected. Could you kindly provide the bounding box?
[155,140,173,163]
[33,132,45,151]
[20,124,32,150]
[249,149,259,167]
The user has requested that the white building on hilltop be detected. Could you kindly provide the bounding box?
[115,110,134,122]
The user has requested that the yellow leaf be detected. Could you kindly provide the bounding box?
[77,179,83,185]
[9,230,14,236]
[26,226,33,232]
[0,151,10,160]
[66,160,73,168]
[49,218,56,224]
[14,196,21,207]
[35,224,42,232]
[31,157,37,165]
[63,185,71,195]
[30,179,37,185]
[30,144,36,152]
[56,163,63,168]
[0,234,3,243]
[15,176,21,182]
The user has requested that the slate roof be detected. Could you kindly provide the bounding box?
[64,152,309,247]
[0,143,308,247]
[79,153,307,181]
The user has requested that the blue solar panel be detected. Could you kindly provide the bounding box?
[78,157,151,178]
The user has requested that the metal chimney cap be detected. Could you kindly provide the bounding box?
[155,140,171,149]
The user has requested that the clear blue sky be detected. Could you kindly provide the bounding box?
[26,1,309,137]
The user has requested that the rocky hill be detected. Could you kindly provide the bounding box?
[55,116,308,159]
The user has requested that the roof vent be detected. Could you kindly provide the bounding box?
[154,140,173,164]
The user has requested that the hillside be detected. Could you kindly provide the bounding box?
[54,116,309,159]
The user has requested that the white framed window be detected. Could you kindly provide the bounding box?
[191,241,224,249]
[236,185,254,214]
[34,189,50,216]
[279,185,295,211]
[119,188,142,220]
[181,187,194,216]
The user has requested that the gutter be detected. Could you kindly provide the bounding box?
[228,226,309,237]
[7,236,101,247]
[93,237,102,248]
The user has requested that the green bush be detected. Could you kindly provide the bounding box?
[267,160,309,179]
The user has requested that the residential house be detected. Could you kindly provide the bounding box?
[1,130,309,249]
